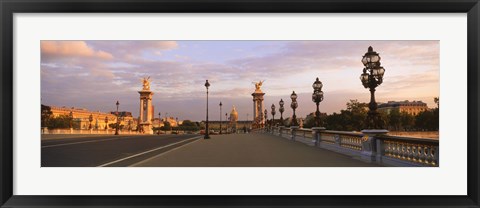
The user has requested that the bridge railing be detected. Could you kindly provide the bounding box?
[41,128,143,135]
[265,126,438,167]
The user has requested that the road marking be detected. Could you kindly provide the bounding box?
[97,136,202,167]
[42,136,137,148]
[129,137,202,167]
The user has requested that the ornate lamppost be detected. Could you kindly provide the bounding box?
[204,80,210,139]
[104,116,108,130]
[225,113,228,134]
[360,46,386,129]
[264,109,268,130]
[176,117,179,134]
[219,102,223,134]
[88,114,93,130]
[279,99,285,126]
[115,100,120,135]
[271,104,276,127]
[158,112,161,135]
[312,77,324,127]
[290,91,299,126]
[69,111,73,129]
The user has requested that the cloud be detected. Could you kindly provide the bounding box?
[41,41,113,60]
[41,40,439,120]
[87,41,178,60]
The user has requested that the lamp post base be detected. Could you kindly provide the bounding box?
[204,135,210,139]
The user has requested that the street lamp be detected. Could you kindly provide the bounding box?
[360,46,386,129]
[290,91,299,126]
[271,104,276,127]
[264,109,268,129]
[219,102,223,134]
[88,114,93,130]
[105,116,108,130]
[225,113,228,134]
[204,80,210,139]
[115,100,120,135]
[158,112,161,135]
[312,77,324,127]
[69,111,73,129]
[279,99,285,126]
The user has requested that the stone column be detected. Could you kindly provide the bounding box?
[291,126,299,141]
[360,129,388,162]
[139,99,144,123]
[311,127,326,146]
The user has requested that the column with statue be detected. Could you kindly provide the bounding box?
[138,77,154,134]
[251,80,265,129]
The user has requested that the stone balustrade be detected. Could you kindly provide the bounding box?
[41,128,143,135]
[265,126,439,167]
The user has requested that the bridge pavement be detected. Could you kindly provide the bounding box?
[133,133,381,167]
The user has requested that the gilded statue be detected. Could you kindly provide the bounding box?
[142,76,150,90]
[252,80,265,91]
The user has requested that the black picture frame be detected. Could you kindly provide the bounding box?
[1,0,479,207]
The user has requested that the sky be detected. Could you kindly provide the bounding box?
[41,40,439,121]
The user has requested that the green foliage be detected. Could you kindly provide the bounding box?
[324,100,368,131]
[48,115,73,129]
[160,121,172,131]
[109,123,125,130]
[302,113,315,128]
[41,104,53,127]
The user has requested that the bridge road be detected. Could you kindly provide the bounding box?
[41,134,201,167]
[133,133,381,167]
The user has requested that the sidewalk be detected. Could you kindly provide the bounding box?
[134,133,380,167]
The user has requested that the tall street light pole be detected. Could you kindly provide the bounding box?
[360,46,386,129]
[271,104,276,127]
[115,101,120,135]
[105,116,108,130]
[158,112,161,135]
[312,77,324,127]
[204,80,211,139]
[219,102,222,134]
[290,91,299,126]
[279,99,284,126]
[225,113,228,134]
[264,109,268,129]
[89,114,93,130]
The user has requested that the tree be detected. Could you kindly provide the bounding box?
[41,104,53,127]
[48,115,73,129]
[302,112,315,128]
[400,112,415,131]
[388,109,402,131]
[160,121,172,131]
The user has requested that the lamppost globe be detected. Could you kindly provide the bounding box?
[312,77,323,91]
[290,91,297,100]
[204,79,209,88]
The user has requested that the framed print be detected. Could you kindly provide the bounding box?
[1,0,479,207]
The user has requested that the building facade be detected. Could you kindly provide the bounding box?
[378,100,428,115]
[49,106,136,130]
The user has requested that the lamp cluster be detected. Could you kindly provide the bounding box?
[360,46,386,129]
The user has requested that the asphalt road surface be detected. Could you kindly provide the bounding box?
[41,134,200,167]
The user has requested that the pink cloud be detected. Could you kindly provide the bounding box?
[41,41,113,60]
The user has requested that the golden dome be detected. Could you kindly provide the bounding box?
[230,106,238,121]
